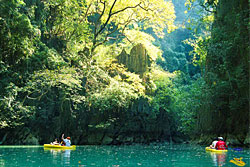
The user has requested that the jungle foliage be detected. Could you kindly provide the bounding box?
[185,0,249,145]
[0,0,179,144]
[0,0,248,145]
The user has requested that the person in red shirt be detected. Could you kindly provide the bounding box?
[215,137,228,150]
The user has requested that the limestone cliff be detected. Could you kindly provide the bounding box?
[198,0,249,146]
[117,44,151,76]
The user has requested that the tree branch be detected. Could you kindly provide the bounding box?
[84,3,92,21]
[91,0,152,54]
[111,2,142,15]
[66,2,92,41]
[92,0,117,53]
[138,3,153,12]
[95,0,118,37]
[98,0,106,22]
[200,4,214,13]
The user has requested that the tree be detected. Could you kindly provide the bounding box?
[84,0,176,55]
[42,0,175,58]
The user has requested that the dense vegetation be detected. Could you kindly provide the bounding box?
[193,0,249,145]
[0,0,248,146]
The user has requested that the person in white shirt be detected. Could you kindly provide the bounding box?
[62,134,71,146]
[210,137,218,149]
[50,138,59,145]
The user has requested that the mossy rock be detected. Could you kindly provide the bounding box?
[117,44,151,76]
[87,133,104,145]
[23,134,39,145]
[101,135,113,145]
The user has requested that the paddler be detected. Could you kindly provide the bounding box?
[62,134,71,147]
[51,138,60,145]
[215,137,228,150]
[210,137,218,149]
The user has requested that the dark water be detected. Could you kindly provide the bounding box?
[0,144,249,167]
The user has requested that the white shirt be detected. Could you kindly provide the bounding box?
[211,140,218,148]
[63,139,71,146]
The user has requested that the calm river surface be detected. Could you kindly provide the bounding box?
[0,144,249,167]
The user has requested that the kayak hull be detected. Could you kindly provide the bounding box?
[205,147,228,153]
[44,144,76,149]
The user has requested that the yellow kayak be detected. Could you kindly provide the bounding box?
[205,147,228,153]
[230,157,246,166]
[44,144,76,149]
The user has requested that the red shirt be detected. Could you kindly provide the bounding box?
[215,140,228,150]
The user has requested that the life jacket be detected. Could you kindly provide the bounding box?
[215,141,228,150]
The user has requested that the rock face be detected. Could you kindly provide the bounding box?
[117,44,151,76]
[197,0,249,145]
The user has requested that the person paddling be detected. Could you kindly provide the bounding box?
[62,134,71,147]
[215,137,228,150]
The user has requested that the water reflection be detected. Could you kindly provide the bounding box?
[44,148,72,157]
[209,152,226,167]
[62,149,71,166]
[63,149,71,158]
[44,148,72,166]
